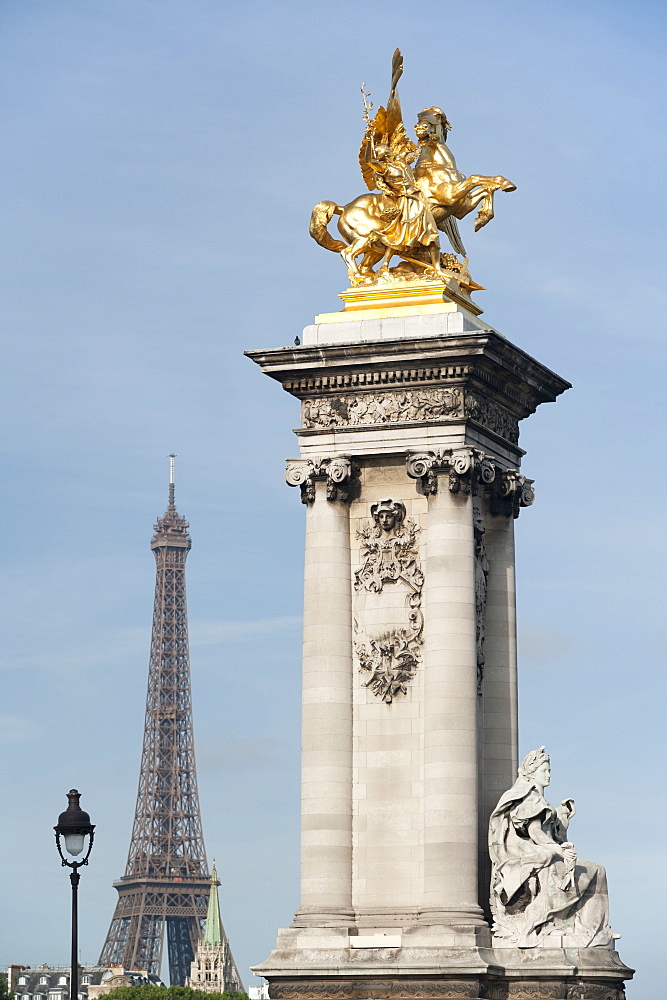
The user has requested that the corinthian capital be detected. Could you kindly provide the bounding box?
[285,456,354,504]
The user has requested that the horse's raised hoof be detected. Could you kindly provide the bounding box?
[500,178,517,192]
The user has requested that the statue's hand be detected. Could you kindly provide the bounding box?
[556,798,576,827]
[561,842,577,866]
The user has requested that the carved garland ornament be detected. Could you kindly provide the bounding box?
[406,448,534,518]
[353,499,423,704]
[285,457,354,504]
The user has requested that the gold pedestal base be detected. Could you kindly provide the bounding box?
[315,280,483,325]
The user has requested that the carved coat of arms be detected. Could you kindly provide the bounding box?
[353,499,423,703]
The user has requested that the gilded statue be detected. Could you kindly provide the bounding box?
[489,747,619,949]
[310,50,516,287]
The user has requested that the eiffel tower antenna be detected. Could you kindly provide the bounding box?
[99,458,229,984]
[168,452,177,508]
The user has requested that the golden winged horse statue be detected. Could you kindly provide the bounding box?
[309,50,516,286]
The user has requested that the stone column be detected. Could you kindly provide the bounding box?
[477,474,533,911]
[408,451,486,926]
[286,459,354,924]
[482,510,517,823]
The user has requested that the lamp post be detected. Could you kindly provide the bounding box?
[54,790,95,1000]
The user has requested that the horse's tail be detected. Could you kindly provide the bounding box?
[309,201,346,252]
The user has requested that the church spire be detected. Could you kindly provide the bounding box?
[203,863,223,947]
[185,861,243,992]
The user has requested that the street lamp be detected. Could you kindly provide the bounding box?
[54,790,95,1000]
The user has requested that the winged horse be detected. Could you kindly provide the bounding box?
[310,50,516,284]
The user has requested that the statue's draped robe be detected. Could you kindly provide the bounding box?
[488,779,615,948]
[372,158,439,250]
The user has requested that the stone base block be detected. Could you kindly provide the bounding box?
[267,978,483,999]
[255,933,633,1000]
[266,975,628,1000]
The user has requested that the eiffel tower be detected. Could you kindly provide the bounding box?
[99,457,219,985]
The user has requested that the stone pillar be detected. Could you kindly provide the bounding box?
[286,458,354,924]
[482,511,518,816]
[477,474,533,911]
[409,451,486,925]
[478,505,517,916]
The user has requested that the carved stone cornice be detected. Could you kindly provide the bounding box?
[246,332,571,429]
[406,449,534,518]
[289,364,472,396]
[285,457,354,504]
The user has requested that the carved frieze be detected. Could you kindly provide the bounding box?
[406,449,534,518]
[353,500,424,704]
[302,388,463,428]
[269,981,480,999]
[298,388,520,445]
[481,983,624,1000]
[269,985,356,999]
[465,390,520,445]
[483,985,565,1000]
[269,977,624,1000]
[564,986,625,1000]
[285,457,354,504]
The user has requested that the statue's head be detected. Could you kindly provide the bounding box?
[415,106,452,144]
[371,498,406,533]
[472,497,485,535]
[519,746,550,786]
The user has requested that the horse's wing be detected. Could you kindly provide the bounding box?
[439,216,467,255]
[385,56,418,166]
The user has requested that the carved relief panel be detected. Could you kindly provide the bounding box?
[353,499,424,704]
[299,387,520,445]
[473,496,489,694]
[302,388,463,428]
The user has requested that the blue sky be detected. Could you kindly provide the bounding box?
[0,1,665,995]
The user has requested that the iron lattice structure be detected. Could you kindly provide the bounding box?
[99,466,211,985]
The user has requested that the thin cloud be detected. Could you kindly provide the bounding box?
[198,733,291,773]
[0,616,302,674]
[191,616,301,646]
[0,715,44,744]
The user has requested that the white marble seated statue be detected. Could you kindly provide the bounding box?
[488,746,618,949]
